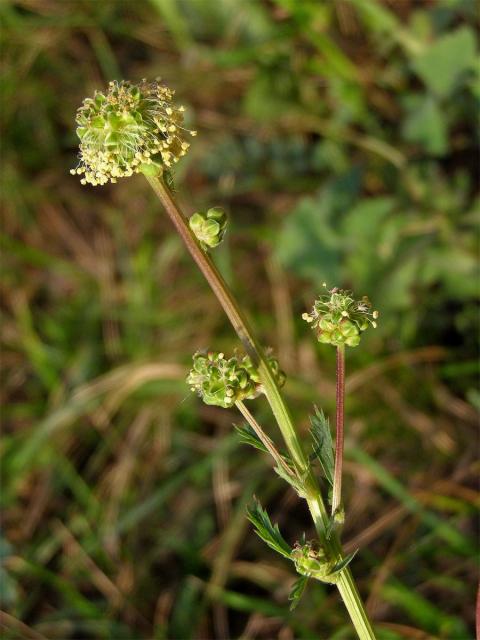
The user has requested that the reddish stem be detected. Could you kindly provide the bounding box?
[332,345,345,516]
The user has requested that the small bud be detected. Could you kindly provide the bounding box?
[189,207,228,250]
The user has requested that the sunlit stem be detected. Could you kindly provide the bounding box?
[332,344,345,516]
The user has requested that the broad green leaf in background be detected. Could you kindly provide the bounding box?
[275,195,341,284]
[411,26,477,97]
[403,95,448,156]
[275,171,362,284]
[341,197,395,291]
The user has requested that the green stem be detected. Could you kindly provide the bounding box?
[144,173,376,640]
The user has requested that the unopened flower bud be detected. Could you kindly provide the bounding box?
[189,207,227,250]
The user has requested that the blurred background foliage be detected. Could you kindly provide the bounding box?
[1,0,478,638]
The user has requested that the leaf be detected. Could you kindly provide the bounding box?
[331,550,358,575]
[403,95,448,156]
[246,500,292,560]
[310,407,334,486]
[332,549,358,573]
[234,423,268,454]
[275,171,362,285]
[288,575,308,611]
[412,26,476,97]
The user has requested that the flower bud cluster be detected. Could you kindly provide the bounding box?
[189,207,227,250]
[71,79,196,186]
[187,351,285,409]
[291,541,339,584]
[302,285,379,348]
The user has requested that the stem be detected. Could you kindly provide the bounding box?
[144,173,306,470]
[332,345,345,516]
[235,400,295,480]
[144,173,376,640]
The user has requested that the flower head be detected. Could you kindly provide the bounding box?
[302,284,379,348]
[187,350,285,409]
[71,79,196,186]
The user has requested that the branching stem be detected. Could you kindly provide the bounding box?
[144,173,376,640]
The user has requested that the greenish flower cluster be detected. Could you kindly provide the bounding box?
[291,541,339,584]
[71,79,196,186]
[302,285,378,347]
[187,351,285,408]
[189,207,227,250]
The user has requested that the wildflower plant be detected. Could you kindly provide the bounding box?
[72,79,378,639]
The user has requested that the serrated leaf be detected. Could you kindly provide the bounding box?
[246,500,292,560]
[234,423,268,454]
[288,575,308,611]
[331,550,358,575]
[310,407,334,486]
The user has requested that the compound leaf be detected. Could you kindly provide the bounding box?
[246,499,292,560]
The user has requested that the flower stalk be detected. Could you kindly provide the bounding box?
[332,344,345,517]
[235,400,295,480]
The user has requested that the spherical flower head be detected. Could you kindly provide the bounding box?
[71,79,196,186]
[302,284,379,348]
[187,351,257,409]
[187,350,285,408]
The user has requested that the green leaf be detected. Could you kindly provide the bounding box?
[412,26,476,97]
[246,500,292,560]
[403,96,448,156]
[331,550,358,575]
[234,423,268,454]
[288,575,308,611]
[310,407,334,486]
